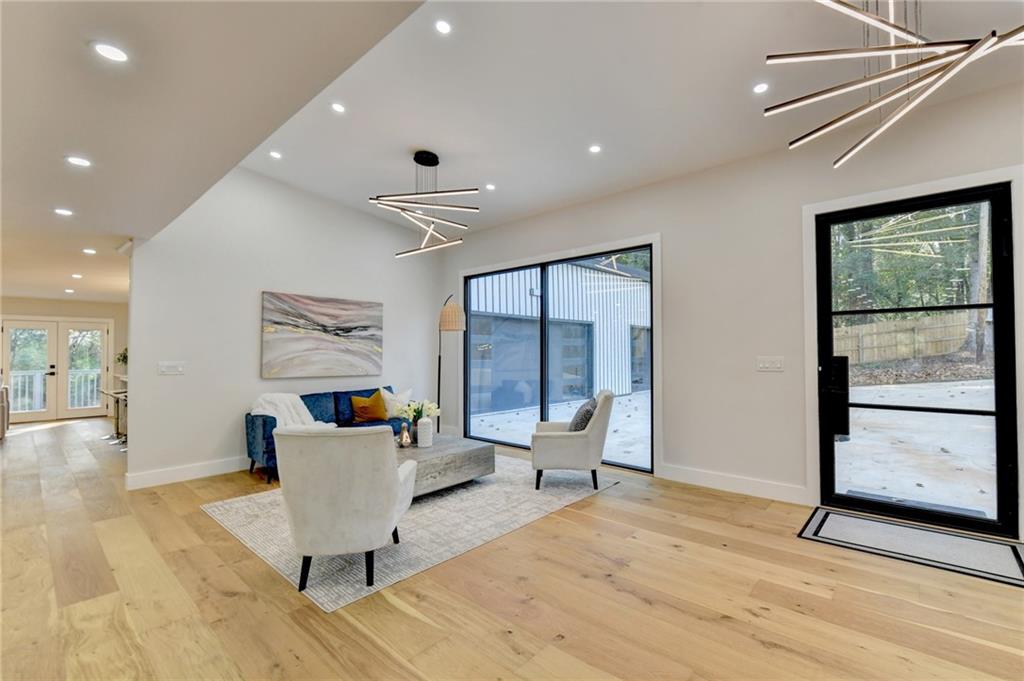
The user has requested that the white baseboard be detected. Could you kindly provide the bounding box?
[125,455,250,490]
[656,462,817,506]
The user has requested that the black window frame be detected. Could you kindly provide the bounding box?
[463,244,655,473]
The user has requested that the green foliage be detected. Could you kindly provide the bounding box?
[9,328,103,371]
[613,250,651,273]
[67,330,102,370]
[116,347,128,365]
[831,202,989,326]
[9,329,47,370]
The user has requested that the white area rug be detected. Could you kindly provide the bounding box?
[203,454,616,611]
[799,508,1023,587]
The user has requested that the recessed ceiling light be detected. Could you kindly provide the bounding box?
[435,20,451,34]
[269,150,282,160]
[331,102,346,114]
[54,208,74,216]
[485,184,496,191]
[589,144,602,154]
[753,82,770,94]
[92,42,128,63]
[64,289,75,294]
[71,273,83,279]
[82,248,97,255]
[66,156,92,167]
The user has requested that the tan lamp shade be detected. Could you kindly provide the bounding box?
[439,299,466,332]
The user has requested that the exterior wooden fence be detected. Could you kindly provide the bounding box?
[834,310,977,365]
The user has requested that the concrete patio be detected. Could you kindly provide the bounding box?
[471,381,996,519]
[470,391,652,469]
[839,379,996,519]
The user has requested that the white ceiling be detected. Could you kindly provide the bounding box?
[1,1,419,302]
[4,2,1020,304]
[242,1,1024,233]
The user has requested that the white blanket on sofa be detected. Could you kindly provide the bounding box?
[250,393,336,429]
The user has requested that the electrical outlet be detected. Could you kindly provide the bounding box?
[158,361,185,376]
[756,356,784,372]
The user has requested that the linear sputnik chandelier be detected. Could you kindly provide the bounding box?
[369,150,478,258]
[765,0,1024,168]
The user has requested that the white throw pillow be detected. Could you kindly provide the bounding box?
[381,387,412,419]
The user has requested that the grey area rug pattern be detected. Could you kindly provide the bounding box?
[799,507,1024,587]
[203,454,616,611]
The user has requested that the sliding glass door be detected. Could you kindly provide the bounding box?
[465,267,541,447]
[465,246,653,472]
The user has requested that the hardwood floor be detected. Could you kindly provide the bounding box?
[2,417,1021,680]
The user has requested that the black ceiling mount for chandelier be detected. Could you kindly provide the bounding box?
[764,0,1023,169]
[369,150,478,259]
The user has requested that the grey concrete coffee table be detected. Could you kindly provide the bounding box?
[397,435,495,496]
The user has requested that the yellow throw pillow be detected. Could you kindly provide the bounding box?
[351,390,388,423]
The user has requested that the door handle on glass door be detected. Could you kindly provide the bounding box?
[826,355,849,437]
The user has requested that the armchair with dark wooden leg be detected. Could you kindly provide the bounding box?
[531,391,613,491]
[275,426,417,591]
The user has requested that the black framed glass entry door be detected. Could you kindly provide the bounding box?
[816,183,1018,538]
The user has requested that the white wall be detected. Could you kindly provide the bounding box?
[128,168,442,488]
[440,85,1024,506]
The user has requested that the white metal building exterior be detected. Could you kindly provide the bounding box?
[467,262,651,408]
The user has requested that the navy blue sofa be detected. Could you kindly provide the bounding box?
[245,386,407,482]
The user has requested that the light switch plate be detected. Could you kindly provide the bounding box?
[756,356,784,372]
[158,361,185,376]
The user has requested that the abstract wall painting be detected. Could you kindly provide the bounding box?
[261,291,383,378]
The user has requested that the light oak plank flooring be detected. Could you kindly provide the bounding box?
[1,417,1021,680]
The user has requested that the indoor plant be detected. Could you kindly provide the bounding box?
[399,400,440,445]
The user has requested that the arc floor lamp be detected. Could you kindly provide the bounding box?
[437,294,466,432]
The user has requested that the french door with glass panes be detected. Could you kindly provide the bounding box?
[816,183,1018,538]
[2,319,109,423]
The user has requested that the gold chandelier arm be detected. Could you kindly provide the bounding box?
[395,239,463,259]
[788,65,946,149]
[850,224,974,244]
[421,222,444,248]
[402,210,468,230]
[869,248,940,258]
[766,49,966,117]
[400,210,448,241]
[767,40,973,64]
[375,198,479,213]
[814,0,929,44]
[370,199,470,230]
[834,32,998,168]
[375,188,479,201]
[991,24,1024,50]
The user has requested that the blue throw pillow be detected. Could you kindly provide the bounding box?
[300,392,336,423]
[568,397,598,432]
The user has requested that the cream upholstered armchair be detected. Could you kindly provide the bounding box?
[531,390,614,490]
[273,425,417,590]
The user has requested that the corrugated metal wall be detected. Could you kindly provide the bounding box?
[468,264,651,395]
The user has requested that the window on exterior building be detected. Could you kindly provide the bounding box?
[631,326,652,391]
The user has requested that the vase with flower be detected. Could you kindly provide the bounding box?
[399,399,440,447]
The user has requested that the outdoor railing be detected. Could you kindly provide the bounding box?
[9,369,102,412]
[10,370,46,412]
[68,369,102,409]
